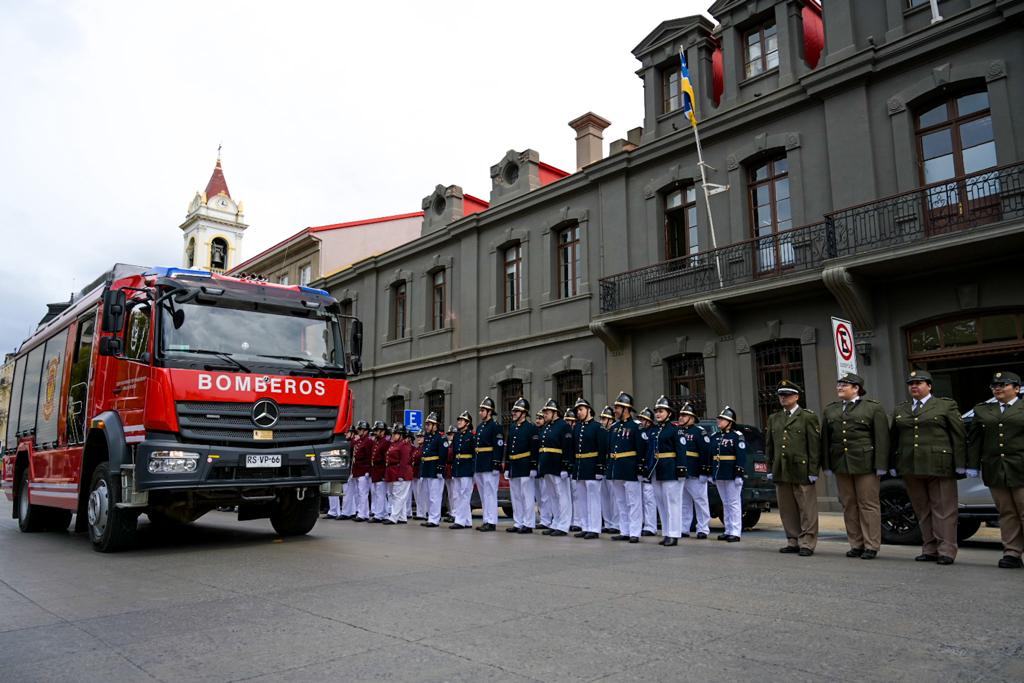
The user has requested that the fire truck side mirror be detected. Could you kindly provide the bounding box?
[98,336,123,357]
[101,289,127,333]
[349,319,363,375]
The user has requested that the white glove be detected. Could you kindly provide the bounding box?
[734,477,743,486]
[436,473,443,479]
[889,469,897,477]
[766,473,773,481]
[955,467,965,475]
[966,469,979,478]
[529,470,537,479]
[823,469,833,476]
[559,471,568,479]
[875,469,886,476]
[808,476,818,483]
[698,475,709,484]
[596,474,604,481]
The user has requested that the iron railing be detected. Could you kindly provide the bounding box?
[599,161,1024,313]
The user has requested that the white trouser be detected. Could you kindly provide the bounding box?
[371,481,389,519]
[545,474,572,532]
[416,479,429,516]
[716,479,743,537]
[509,477,536,529]
[340,477,356,516]
[611,480,643,538]
[642,481,658,533]
[682,477,711,535]
[452,477,474,527]
[652,477,683,538]
[355,474,371,519]
[537,476,552,527]
[474,471,499,525]
[405,479,414,515]
[444,478,455,517]
[571,480,582,528]
[573,479,603,534]
[425,476,444,524]
[327,495,342,517]
[387,481,411,522]
[602,478,618,529]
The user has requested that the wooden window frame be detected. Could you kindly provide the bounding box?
[664,184,699,261]
[554,370,583,415]
[743,21,778,79]
[431,269,446,330]
[557,224,581,299]
[662,67,681,114]
[392,281,407,339]
[753,339,804,429]
[666,353,706,417]
[503,244,522,313]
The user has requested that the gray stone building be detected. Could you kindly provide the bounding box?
[320,0,1024,444]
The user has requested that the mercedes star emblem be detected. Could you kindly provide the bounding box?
[251,399,280,429]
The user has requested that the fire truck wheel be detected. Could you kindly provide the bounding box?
[87,463,139,552]
[270,488,320,537]
[17,476,46,532]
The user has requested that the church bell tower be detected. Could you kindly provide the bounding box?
[180,150,247,272]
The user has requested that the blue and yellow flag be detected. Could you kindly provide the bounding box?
[679,50,698,127]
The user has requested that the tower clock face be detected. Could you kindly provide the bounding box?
[218,198,228,207]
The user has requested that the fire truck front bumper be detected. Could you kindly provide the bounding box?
[132,436,351,493]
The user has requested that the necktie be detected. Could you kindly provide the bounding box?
[912,401,921,414]
[1002,403,1008,413]
[842,401,848,414]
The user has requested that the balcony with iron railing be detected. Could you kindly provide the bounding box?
[598,161,1024,314]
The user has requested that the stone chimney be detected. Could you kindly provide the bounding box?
[421,184,467,235]
[567,112,611,170]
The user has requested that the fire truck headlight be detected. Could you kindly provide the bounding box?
[148,450,200,474]
[320,449,349,469]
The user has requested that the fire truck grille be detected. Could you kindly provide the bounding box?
[176,401,338,447]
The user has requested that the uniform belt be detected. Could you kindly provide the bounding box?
[421,456,440,462]
[656,452,676,459]
[610,451,637,459]
[509,452,532,460]
[575,451,598,459]
[540,447,563,454]
[715,455,736,461]
[685,451,700,457]
[476,447,494,453]
[456,454,473,459]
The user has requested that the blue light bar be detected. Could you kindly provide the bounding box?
[149,266,212,278]
[299,285,329,296]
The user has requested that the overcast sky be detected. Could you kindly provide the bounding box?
[0,0,712,354]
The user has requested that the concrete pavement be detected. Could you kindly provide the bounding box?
[0,501,1019,682]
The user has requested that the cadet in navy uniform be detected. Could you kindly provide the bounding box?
[474,396,504,532]
[676,402,713,539]
[608,392,645,543]
[564,408,582,532]
[571,397,607,539]
[646,396,686,546]
[534,409,551,529]
[418,412,448,527]
[711,406,746,542]
[538,399,573,536]
[505,398,540,534]
[599,405,619,534]
[637,407,659,538]
[448,411,476,529]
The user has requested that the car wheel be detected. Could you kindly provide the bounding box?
[879,479,922,546]
[956,518,982,542]
[501,504,514,518]
[742,508,762,530]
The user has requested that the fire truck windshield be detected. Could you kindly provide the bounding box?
[159,300,342,371]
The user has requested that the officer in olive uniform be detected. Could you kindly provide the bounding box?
[448,411,476,529]
[599,405,620,534]
[538,399,573,536]
[474,396,504,532]
[967,371,1022,568]
[636,407,659,538]
[419,413,448,527]
[891,370,967,565]
[677,402,712,539]
[608,391,645,543]
[571,397,607,539]
[821,373,890,559]
[646,396,687,547]
[711,406,746,542]
[505,398,540,534]
[765,380,821,556]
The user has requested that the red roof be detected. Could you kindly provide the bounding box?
[464,193,490,217]
[204,158,230,200]
[229,211,424,274]
[538,161,570,186]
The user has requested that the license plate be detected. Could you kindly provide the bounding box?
[246,454,282,468]
[754,462,768,473]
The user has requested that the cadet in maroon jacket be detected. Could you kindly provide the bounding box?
[348,420,373,522]
[384,424,414,524]
[369,421,391,522]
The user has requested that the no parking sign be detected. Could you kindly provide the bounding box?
[831,317,858,376]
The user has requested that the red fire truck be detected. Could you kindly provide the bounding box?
[1,264,363,551]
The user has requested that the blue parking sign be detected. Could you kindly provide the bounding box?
[404,409,423,432]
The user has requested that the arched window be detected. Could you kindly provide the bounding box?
[387,396,405,427]
[210,237,228,271]
[554,370,583,415]
[185,238,195,268]
[666,353,706,417]
[753,339,804,428]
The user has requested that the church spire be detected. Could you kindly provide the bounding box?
[204,148,230,200]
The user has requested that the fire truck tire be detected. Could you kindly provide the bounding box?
[270,489,320,537]
[16,477,46,533]
[87,463,139,552]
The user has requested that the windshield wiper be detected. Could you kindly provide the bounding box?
[251,354,333,376]
[167,348,251,373]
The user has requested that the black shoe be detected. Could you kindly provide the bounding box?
[611,534,629,541]
[998,555,1023,569]
[421,522,438,527]
[696,532,708,539]
[936,555,955,565]
[663,537,678,547]
[542,528,555,536]
[353,517,368,523]
[798,548,814,557]
[725,535,741,543]
[658,537,669,546]
[323,514,339,520]
[915,553,939,562]
[602,527,620,535]
[574,531,587,538]
[537,523,549,530]
[443,516,455,524]
[339,514,353,520]
[583,532,599,539]
[680,533,690,538]
[382,519,396,525]
[506,526,521,533]
[717,534,729,541]
[779,546,799,554]
[476,523,495,532]
[846,547,865,558]
[518,527,534,534]
[860,549,878,560]
[397,520,407,524]
[449,523,468,529]
[641,530,657,537]
[368,518,382,524]
[628,537,639,543]
[549,530,567,537]
[569,526,582,532]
